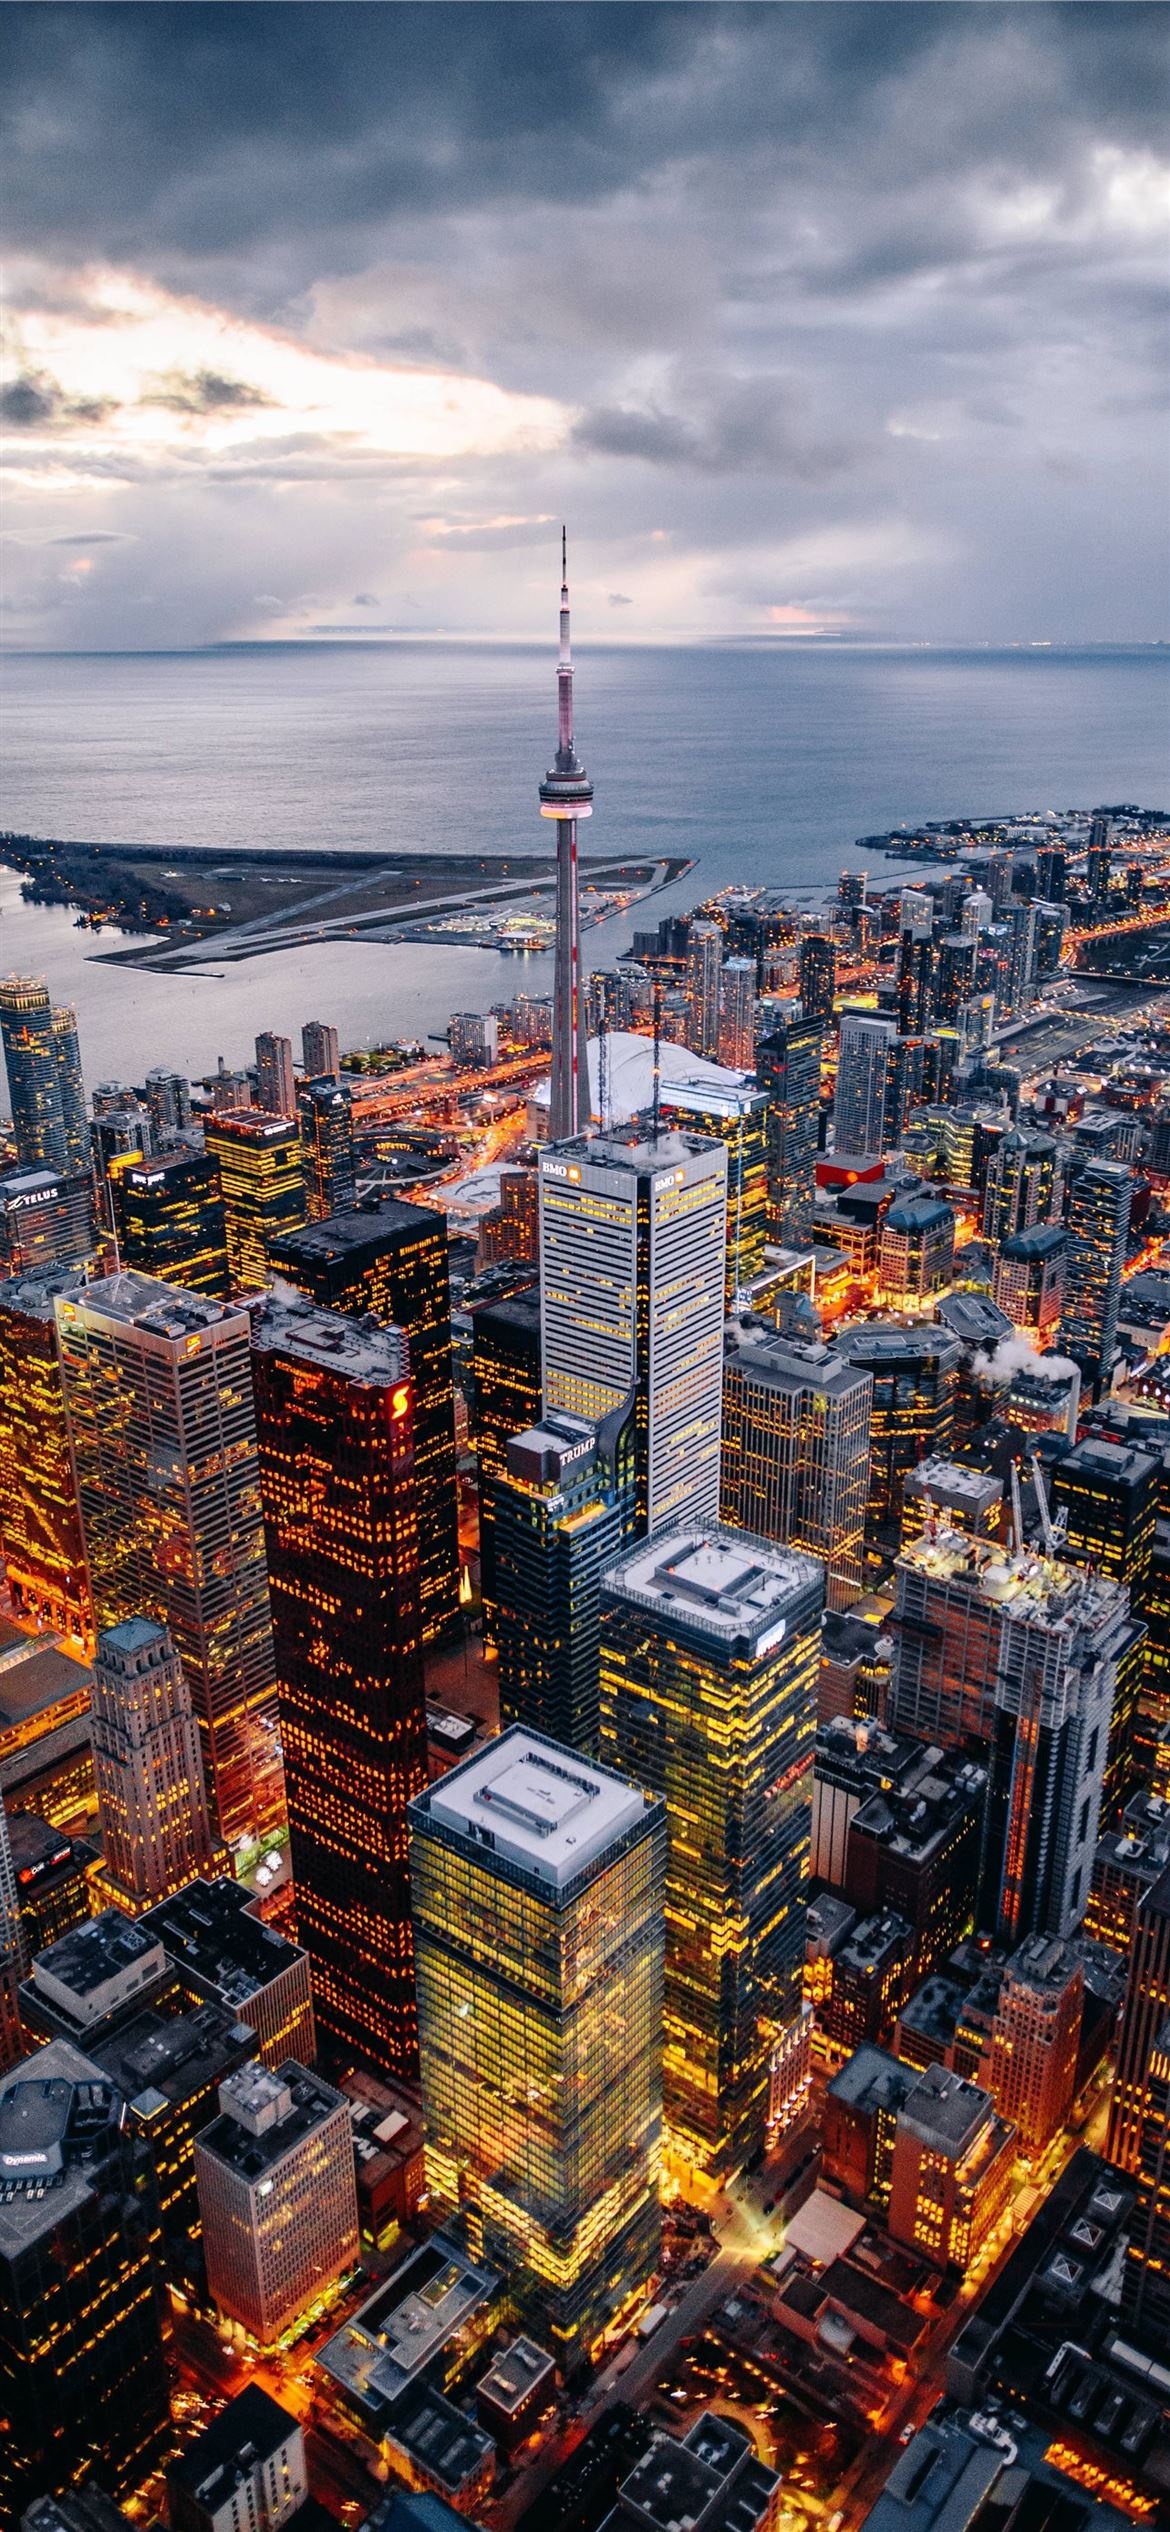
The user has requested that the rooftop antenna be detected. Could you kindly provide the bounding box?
[597,979,609,1136]
[652,979,662,1146]
[1030,1448,1056,1556]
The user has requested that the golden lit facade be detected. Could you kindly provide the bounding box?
[111,1146,230,1297]
[600,1527,822,2178]
[0,1265,93,1644]
[205,1110,307,1292]
[887,2065,1015,2273]
[54,1272,280,1850]
[252,1290,426,2077]
[411,1730,666,2373]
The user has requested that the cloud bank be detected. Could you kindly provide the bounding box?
[1,2,1166,647]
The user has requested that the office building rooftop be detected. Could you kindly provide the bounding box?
[317,2237,498,2415]
[0,2035,118,2256]
[423,1727,645,1890]
[32,1910,167,2008]
[604,1525,821,1653]
[899,2063,996,2157]
[723,1321,872,1400]
[898,1522,1126,1633]
[142,1877,307,2013]
[253,1286,409,1387]
[198,2060,344,2183]
[92,2002,256,2117]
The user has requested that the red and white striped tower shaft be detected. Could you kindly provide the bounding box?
[540,528,593,1140]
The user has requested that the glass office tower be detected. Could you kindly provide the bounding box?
[204,1110,307,1292]
[54,1272,280,1849]
[252,1289,426,2076]
[111,1146,230,1297]
[411,1728,666,2374]
[494,1402,635,1751]
[270,1199,460,1644]
[539,1125,728,1538]
[0,1264,92,1643]
[600,1526,823,2178]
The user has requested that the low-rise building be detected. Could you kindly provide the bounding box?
[476,2338,556,2455]
[381,2385,496,2515]
[843,1753,986,1981]
[599,2413,781,2532]
[167,2386,308,2532]
[141,1877,315,2068]
[316,2236,501,2443]
[983,1936,1083,2156]
[822,2044,914,2211]
[901,1458,1002,1545]
[91,2001,257,2273]
[887,2065,1015,2273]
[825,1911,915,2054]
[21,1909,174,2048]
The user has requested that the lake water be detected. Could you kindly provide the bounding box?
[1,641,1167,1087]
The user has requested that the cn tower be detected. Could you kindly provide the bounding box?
[540,528,592,1140]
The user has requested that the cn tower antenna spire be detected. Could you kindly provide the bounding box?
[541,528,593,1141]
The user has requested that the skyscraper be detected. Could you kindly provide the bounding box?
[1062,1158,1132,1396]
[983,1936,1082,2156]
[0,2036,172,2514]
[0,1164,95,1276]
[468,1278,542,1631]
[832,1322,961,1543]
[252,1288,426,2075]
[111,1146,230,1297]
[600,1526,822,2177]
[0,1264,92,1642]
[55,1272,279,1849]
[992,1222,1065,1345]
[195,2061,359,2346]
[1107,1859,1170,2174]
[798,934,836,1025]
[301,1020,341,1081]
[539,1124,728,1536]
[1052,1434,1159,1804]
[686,920,724,1060]
[494,1404,635,1750]
[411,1727,667,2373]
[540,533,592,1142]
[1121,2015,1170,2348]
[834,1013,898,1155]
[716,956,758,1069]
[204,1110,307,1292]
[755,1012,822,1247]
[889,1525,1126,1941]
[661,1077,768,1308]
[89,1618,220,1913]
[0,977,88,1177]
[143,1066,192,1135]
[0,1802,23,2074]
[721,1323,872,1609]
[981,1127,1061,1245]
[297,1075,356,1220]
[896,891,935,1036]
[269,1200,460,1642]
[254,1033,296,1119]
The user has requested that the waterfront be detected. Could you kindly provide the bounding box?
[2,640,1167,1083]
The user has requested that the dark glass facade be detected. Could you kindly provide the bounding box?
[494,1405,635,1751]
[755,1014,822,1246]
[111,1147,230,1298]
[253,1290,426,2075]
[270,1200,460,1644]
[0,2039,171,2515]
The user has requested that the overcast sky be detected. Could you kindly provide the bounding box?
[2,3,1167,650]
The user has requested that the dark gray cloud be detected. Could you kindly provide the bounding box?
[141,369,273,413]
[1,369,117,426]
[1,3,1166,645]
